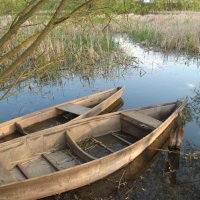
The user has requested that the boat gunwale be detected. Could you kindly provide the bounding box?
[0,86,124,138]
[0,100,187,191]
[0,100,178,148]
[0,87,123,126]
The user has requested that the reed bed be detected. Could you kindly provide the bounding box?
[1,12,200,98]
[0,15,136,97]
[124,13,200,54]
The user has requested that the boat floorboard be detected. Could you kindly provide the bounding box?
[10,166,26,181]
[18,156,56,178]
[79,131,140,158]
[3,148,81,183]
[79,139,111,158]
[114,132,139,144]
[96,134,128,152]
[24,115,71,133]
[45,149,81,170]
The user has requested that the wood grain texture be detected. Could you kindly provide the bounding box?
[57,104,91,115]
[122,111,162,130]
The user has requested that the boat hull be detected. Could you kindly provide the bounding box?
[0,101,186,200]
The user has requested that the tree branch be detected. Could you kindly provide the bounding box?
[0,0,104,83]
[54,0,103,25]
[0,0,68,82]
[0,33,40,65]
[0,0,48,51]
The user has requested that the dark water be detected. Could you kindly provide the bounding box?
[0,35,200,199]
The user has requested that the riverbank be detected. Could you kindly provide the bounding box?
[124,13,200,54]
[0,12,200,91]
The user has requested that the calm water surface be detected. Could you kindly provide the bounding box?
[0,35,200,199]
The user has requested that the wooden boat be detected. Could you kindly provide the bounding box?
[0,86,124,140]
[0,100,186,200]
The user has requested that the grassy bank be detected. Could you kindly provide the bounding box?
[125,13,200,54]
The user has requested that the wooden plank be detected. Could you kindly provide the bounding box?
[41,154,60,171]
[0,164,15,184]
[111,133,132,145]
[57,104,91,115]
[46,150,80,169]
[66,132,96,162]
[121,119,149,139]
[16,164,30,179]
[64,150,82,165]
[93,138,114,153]
[17,157,55,178]
[121,111,162,130]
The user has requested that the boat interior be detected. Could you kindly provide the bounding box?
[0,102,178,186]
[0,88,123,143]
[20,97,109,134]
[0,99,124,145]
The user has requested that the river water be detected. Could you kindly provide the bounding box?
[0,35,200,199]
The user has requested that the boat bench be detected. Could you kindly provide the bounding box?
[121,111,162,130]
[57,103,91,116]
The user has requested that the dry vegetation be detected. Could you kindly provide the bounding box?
[0,15,136,99]
[1,12,200,98]
[125,12,200,54]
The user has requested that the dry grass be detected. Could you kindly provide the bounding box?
[123,13,200,54]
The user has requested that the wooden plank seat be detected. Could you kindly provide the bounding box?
[57,103,91,115]
[121,111,162,130]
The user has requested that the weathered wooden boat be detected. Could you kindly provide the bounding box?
[0,86,124,141]
[0,100,186,200]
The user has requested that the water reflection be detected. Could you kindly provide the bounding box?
[164,117,185,185]
[114,34,200,70]
[189,84,200,126]
[165,148,180,186]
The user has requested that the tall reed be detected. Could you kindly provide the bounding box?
[125,13,200,54]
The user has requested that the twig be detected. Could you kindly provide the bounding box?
[118,170,126,190]
[149,147,200,157]
[0,69,27,100]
